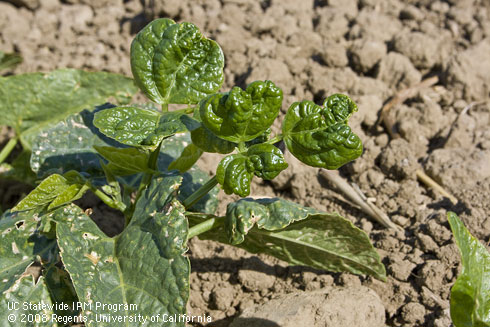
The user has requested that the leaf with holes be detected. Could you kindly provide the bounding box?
[283,94,363,169]
[0,274,56,327]
[55,177,189,326]
[0,210,56,294]
[131,19,224,104]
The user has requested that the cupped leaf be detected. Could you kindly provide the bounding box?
[0,69,137,150]
[200,80,283,143]
[93,107,198,149]
[216,154,253,197]
[0,275,55,327]
[216,144,288,197]
[12,173,87,212]
[247,144,288,180]
[55,200,190,326]
[282,94,363,169]
[448,212,490,327]
[226,198,317,244]
[131,19,224,104]
[0,210,57,294]
[189,211,386,280]
[30,107,125,178]
[168,143,203,173]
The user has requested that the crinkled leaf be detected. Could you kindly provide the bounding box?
[200,80,283,142]
[131,19,224,104]
[168,143,203,173]
[55,200,189,327]
[93,106,160,147]
[12,174,87,212]
[448,212,490,327]
[188,212,386,280]
[30,106,126,178]
[216,144,288,197]
[283,94,363,169]
[246,144,288,180]
[0,69,137,149]
[216,154,253,197]
[130,18,177,104]
[0,275,56,327]
[94,146,153,175]
[93,107,198,149]
[0,51,22,72]
[0,210,56,294]
[225,198,317,244]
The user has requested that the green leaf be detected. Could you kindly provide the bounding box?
[131,19,224,104]
[12,174,87,212]
[216,154,253,197]
[0,210,56,294]
[448,212,490,327]
[94,146,153,175]
[55,200,189,326]
[246,144,288,180]
[93,106,160,147]
[189,211,386,280]
[200,80,283,143]
[0,69,137,150]
[282,94,363,169]
[42,263,79,318]
[168,143,203,173]
[93,107,199,149]
[216,144,288,197]
[190,125,237,154]
[0,51,22,72]
[0,275,56,327]
[0,151,37,185]
[30,106,126,179]
[156,133,219,214]
[225,198,317,244]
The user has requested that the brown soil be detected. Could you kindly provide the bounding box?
[1,0,490,326]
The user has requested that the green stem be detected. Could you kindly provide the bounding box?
[187,215,224,239]
[238,141,247,153]
[91,186,126,212]
[265,134,283,145]
[0,137,18,164]
[182,176,218,209]
[161,103,169,112]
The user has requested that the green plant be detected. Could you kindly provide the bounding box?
[0,19,384,326]
[447,212,490,327]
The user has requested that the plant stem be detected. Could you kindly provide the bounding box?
[187,215,224,239]
[91,186,126,212]
[266,134,283,145]
[182,176,218,209]
[161,103,169,112]
[0,137,18,164]
[238,141,247,153]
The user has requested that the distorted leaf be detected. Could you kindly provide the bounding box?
[200,80,283,143]
[282,94,363,169]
